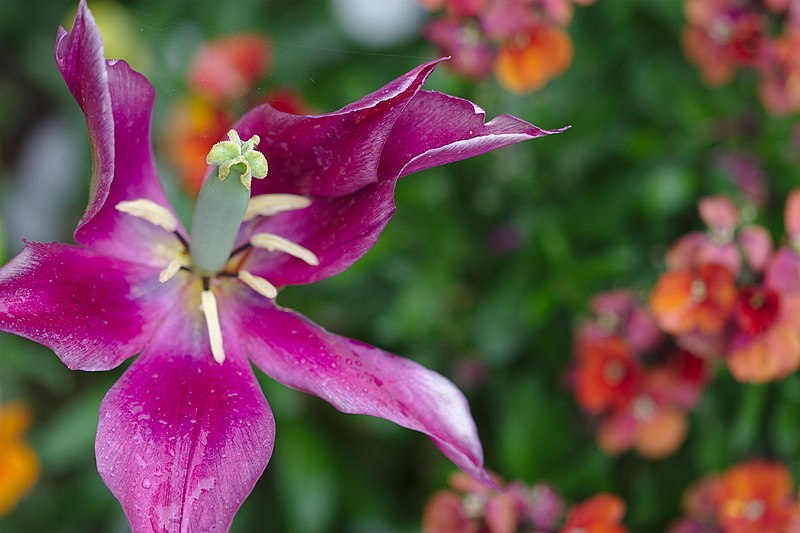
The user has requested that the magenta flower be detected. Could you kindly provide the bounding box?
[0,2,563,531]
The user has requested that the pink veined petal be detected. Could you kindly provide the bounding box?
[96,306,274,533]
[240,88,564,287]
[55,0,183,267]
[234,291,492,486]
[235,59,444,198]
[0,242,179,371]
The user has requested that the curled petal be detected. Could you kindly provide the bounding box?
[55,0,182,266]
[236,60,444,198]
[378,90,566,182]
[235,292,491,485]
[0,242,178,371]
[96,309,274,533]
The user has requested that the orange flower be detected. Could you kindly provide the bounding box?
[574,335,642,414]
[715,461,794,533]
[0,403,39,516]
[650,263,737,335]
[561,493,629,533]
[632,405,688,460]
[494,25,573,94]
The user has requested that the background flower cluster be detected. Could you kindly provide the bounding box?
[418,0,595,93]
[569,190,800,461]
[2,0,800,531]
[683,0,800,115]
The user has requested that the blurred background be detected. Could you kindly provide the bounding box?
[1,0,800,531]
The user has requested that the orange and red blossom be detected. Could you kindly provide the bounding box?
[726,252,800,383]
[670,461,800,532]
[561,493,629,533]
[715,461,795,533]
[650,262,737,336]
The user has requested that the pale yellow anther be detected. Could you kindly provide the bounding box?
[116,199,178,232]
[244,194,312,221]
[158,259,186,283]
[238,270,278,299]
[206,129,268,190]
[201,290,225,364]
[250,233,320,266]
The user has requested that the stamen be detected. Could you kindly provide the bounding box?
[244,194,312,221]
[158,259,186,283]
[115,199,178,232]
[238,270,278,299]
[250,233,319,266]
[201,290,225,364]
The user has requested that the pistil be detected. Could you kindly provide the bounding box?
[189,130,268,274]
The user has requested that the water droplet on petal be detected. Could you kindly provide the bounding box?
[142,478,152,489]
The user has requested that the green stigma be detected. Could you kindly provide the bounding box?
[206,130,268,190]
[189,130,268,274]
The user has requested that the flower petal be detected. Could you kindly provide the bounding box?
[240,180,395,287]
[377,89,567,181]
[236,60,444,198]
[0,242,178,371]
[55,1,183,266]
[240,89,563,287]
[96,308,274,533]
[234,292,491,485]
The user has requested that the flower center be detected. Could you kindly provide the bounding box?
[602,359,626,386]
[114,129,317,364]
[742,499,765,521]
[735,286,780,336]
[632,396,656,422]
[689,279,707,303]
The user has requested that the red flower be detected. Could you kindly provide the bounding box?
[574,335,643,414]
